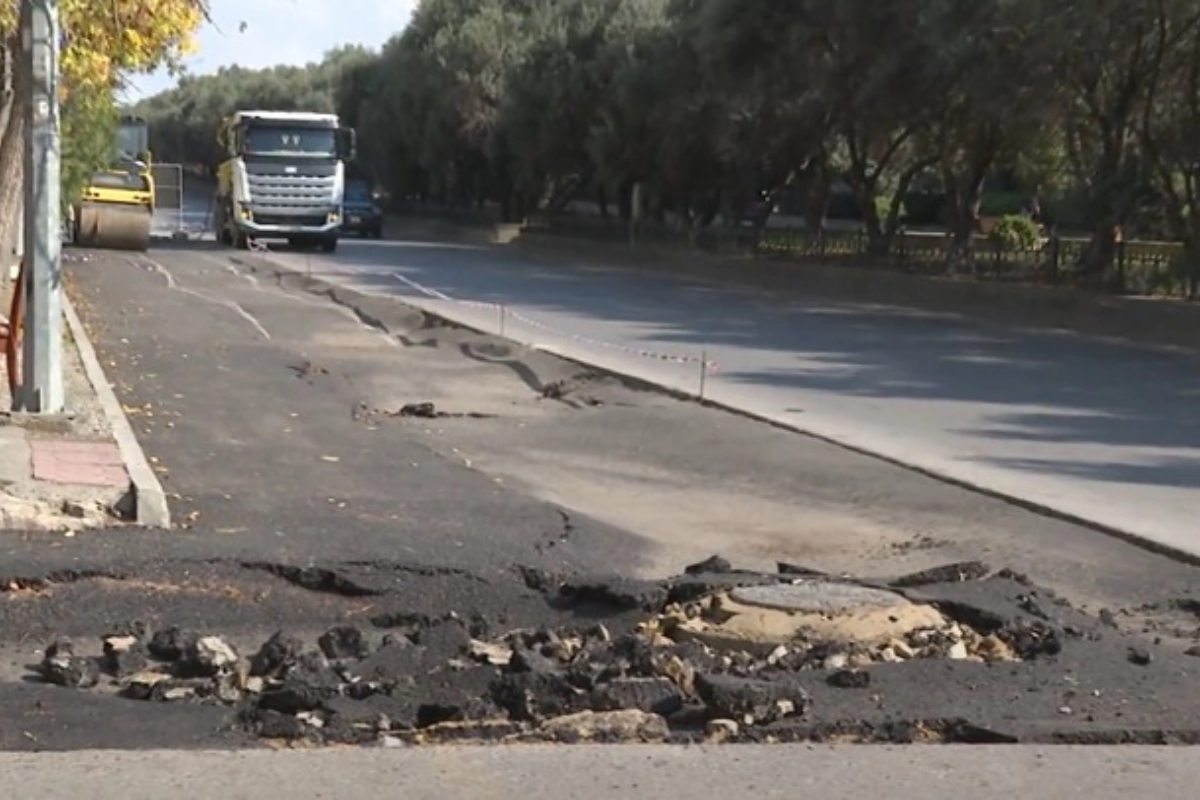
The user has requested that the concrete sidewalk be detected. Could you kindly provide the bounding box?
[0,265,167,530]
[4,745,1198,800]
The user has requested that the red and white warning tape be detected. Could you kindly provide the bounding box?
[389,272,720,373]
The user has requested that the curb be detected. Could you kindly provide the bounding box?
[61,292,171,528]
[229,246,1200,569]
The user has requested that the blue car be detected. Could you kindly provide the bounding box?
[341,179,384,238]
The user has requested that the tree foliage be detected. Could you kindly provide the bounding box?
[132,0,1200,277]
[60,79,117,205]
[0,0,209,253]
[136,45,373,173]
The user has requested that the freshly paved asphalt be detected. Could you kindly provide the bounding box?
[0,244,646,751]
[58,245,644,574]
[257,229,1200,559]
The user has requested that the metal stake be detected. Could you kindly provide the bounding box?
[19,0,63,413]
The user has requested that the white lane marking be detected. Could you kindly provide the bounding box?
[139,257,272,341]
[197,252,398,347]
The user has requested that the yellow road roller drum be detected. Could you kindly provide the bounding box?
[73,115,155,252]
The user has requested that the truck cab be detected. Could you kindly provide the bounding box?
[214,110,356,252]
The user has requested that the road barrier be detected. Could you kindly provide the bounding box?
[151,163,185,235]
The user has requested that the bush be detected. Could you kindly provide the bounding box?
[979,191,1027,217]
[988,214,1042,250]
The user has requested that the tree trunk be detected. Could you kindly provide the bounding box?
[0,36,28,270]
[944,174,986,259]
[853,184,888,255]
[596,184,608,217]
[616,179,633,222]
[1183,236,1200,301]
[1083,223,1120,286]
[802,156,832,233]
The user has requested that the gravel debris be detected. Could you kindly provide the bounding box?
[27,559,1199,746]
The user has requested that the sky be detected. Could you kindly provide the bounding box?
[123,0,418,101]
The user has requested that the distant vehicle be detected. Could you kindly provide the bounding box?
[72,114,155,252]
[213,109,356,252]
[340,179,384,238]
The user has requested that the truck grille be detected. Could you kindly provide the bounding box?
[253,213,328,227]
[246,171,336,210]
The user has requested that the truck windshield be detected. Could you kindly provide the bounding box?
[244,126,336,157]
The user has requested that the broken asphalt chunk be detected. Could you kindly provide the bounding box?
[399,402,437,418]
[40,640,101,689]
[412,619,471,657]
[695,674,808,725]
[178,636,240,677]
[890,561,991,588]
[1127,647,1153,666]
[685,555,734,575]
[776,562,827,578]
[102,634,148,677]
[490,671,590,722]
[256,656,344,715]
[318,626,371,661]
[148,627,199,662]
[468,639,513,666]
[122,670,171,700]
[250,631,305,678]
[251,709,312,741]
[557,577,669,613]
[590,677,684,717]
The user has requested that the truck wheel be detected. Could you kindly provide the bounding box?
[320,236,338,253]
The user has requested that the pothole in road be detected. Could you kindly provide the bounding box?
[661,579,1021,671]
[16,556,1199,747]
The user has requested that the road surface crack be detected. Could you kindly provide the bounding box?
[238,563,384,597]
[1,569,128,594]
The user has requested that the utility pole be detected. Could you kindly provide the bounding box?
[18,0,62,413]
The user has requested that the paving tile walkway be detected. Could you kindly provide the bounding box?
[29,438,128,487]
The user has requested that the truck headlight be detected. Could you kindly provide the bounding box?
[237,202,252,221]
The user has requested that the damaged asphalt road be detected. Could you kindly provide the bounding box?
[0,241,1195,750]
[18,557,1200,747]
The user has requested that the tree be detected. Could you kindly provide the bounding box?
[919,0,1064,255]
[118,0,1200,292]
[1055,0,1198,279]
[59,79,117,207]
[0,0,208,260]
[1139,0,1200,296]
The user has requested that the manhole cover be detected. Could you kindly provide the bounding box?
[729,581,908,614]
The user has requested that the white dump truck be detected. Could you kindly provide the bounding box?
[213,109,356,252]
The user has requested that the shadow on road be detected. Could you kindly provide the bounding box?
[183,221,1200,493]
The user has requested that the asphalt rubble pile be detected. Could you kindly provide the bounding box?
[32,556,1197,746]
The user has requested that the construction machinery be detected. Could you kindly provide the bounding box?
[214,110,356,252]
[71,114,155,252]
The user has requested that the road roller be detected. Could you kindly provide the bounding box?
[71,114,154,252]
